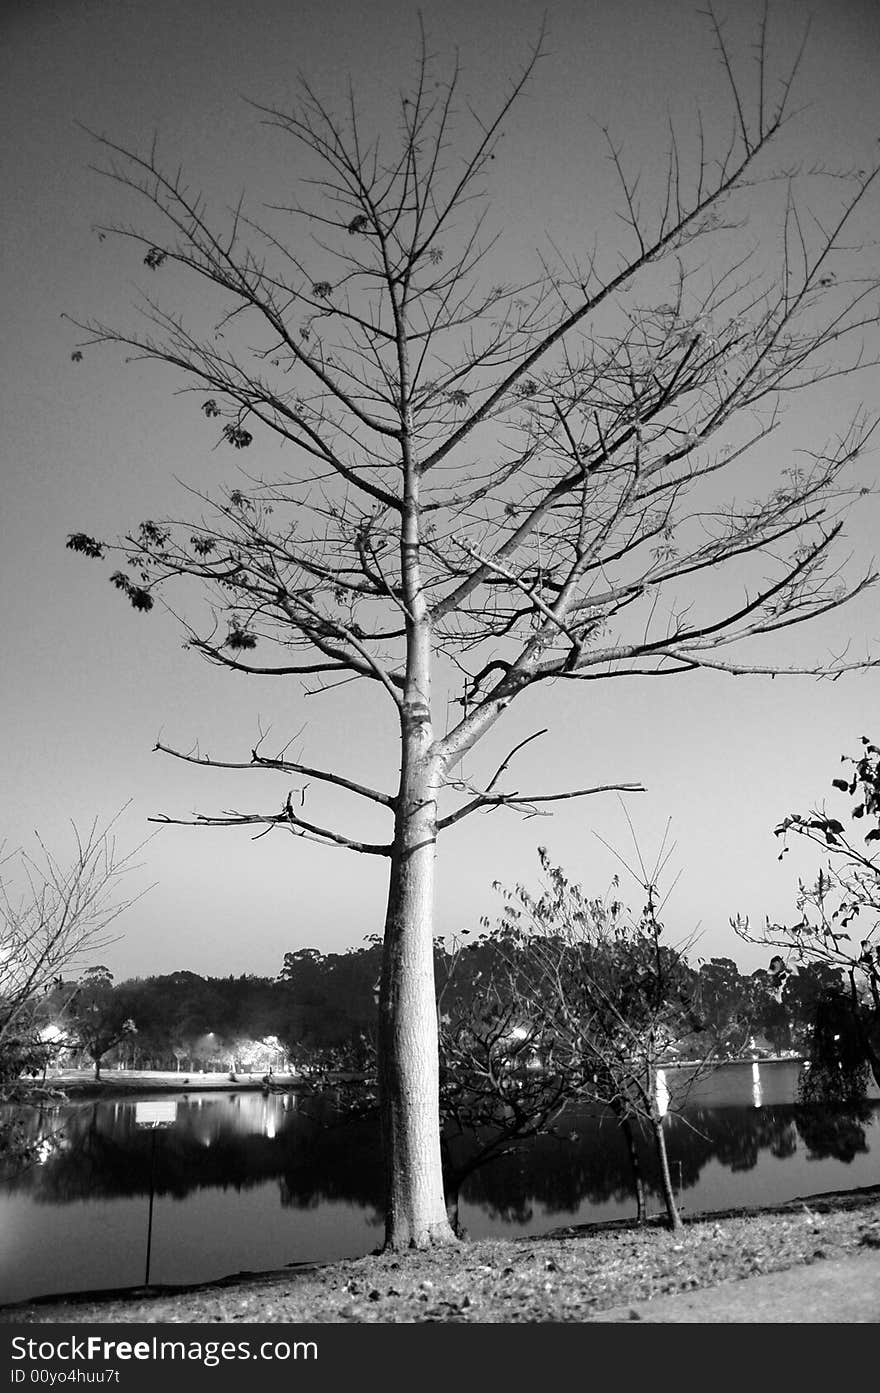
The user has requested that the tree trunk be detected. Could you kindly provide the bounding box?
[93,1055,102,1081]
[378,720,457,1250]
[651,1115,682,1232]
[618,1112,646,1224]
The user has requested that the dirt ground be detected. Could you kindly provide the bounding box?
[4,1187,880,1324]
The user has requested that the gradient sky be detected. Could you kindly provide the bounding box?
[3,0,880,984]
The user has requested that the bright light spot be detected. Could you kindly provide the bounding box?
[655,1068,669,1118]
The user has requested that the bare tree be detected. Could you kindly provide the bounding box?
[479,836,718,1231]
[0,816,143,1085]
[66,7,880,1247]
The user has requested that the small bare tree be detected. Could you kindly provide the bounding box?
[437,943,577,1232]
[66,8,880,1246]
[479,836,714,1231]
[0,816,143,1089]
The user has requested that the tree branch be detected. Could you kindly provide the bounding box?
[147,802,391,856]
[153,740,395,808]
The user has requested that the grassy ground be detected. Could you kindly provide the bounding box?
[37,1070,305,1096]
[5,1186,880,1324]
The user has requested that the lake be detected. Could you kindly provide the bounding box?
[1,1060,878,1306]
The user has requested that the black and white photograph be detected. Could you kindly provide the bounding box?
[2,0,880,1363]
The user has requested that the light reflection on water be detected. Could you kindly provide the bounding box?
[1,1062,877,1305]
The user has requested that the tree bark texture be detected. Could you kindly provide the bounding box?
[652,1115,682,1232]
[618,1112,646,1224]
[378,712,457,1249]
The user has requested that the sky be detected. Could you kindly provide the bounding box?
[2,0,880,984]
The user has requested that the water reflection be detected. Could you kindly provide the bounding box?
[2,1093,385,1216]
[3,1087,877,1216]
[1,1065,878,1302]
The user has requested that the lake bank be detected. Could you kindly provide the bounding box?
[23,1069,310,1098]
[11,1054,819,1102]
[5,1184,879,1323]
[29,1055,810,1098]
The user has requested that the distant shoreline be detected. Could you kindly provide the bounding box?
[13,1055,810,1102]
[17,1069,312,1099]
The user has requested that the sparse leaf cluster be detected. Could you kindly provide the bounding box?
[109,570,153,611]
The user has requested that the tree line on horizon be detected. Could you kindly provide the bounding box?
[17,925,859,1082]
